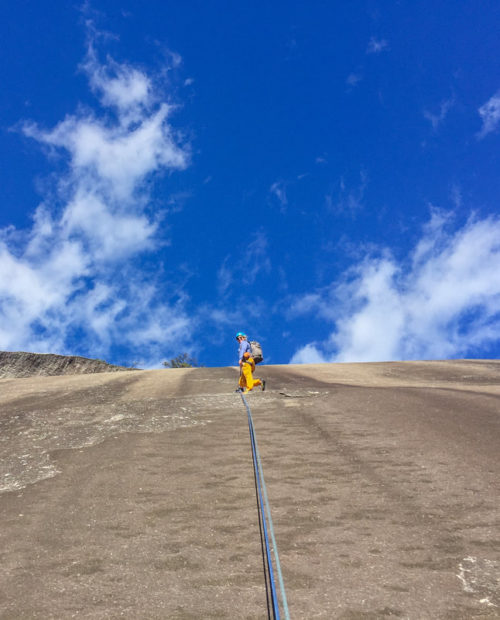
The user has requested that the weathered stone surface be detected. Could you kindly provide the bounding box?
[0,351,135,379]
[0,360,499,618]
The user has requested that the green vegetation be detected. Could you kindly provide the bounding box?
[162,353,199,368]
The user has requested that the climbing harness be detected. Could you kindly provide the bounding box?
[239,392,290,620]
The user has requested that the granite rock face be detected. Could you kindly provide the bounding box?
[0,360,499,618]
[0,351,135,378]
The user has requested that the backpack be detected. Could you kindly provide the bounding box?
[249,340,264,364]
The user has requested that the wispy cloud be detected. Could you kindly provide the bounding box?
[346,73,362,87]
[477,91,500,138]
[424,97,454,130]
[216,258,234,298]
[325,171,367,216]
[217,230,271,298]
[244,232,272,284]
[366,37,389,54]
[270,180,288,211]
[0,30,192,362]
[290,211,500,363]
[450,184,462,209]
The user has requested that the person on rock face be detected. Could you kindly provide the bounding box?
[235,332,265,393]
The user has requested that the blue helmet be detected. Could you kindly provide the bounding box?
[235,331,246,340]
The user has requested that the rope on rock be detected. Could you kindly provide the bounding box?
[240,391,290,620]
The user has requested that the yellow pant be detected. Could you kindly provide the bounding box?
[239,358,262,391]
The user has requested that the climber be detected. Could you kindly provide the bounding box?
[235,332,265,393]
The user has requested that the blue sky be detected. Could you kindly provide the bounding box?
[1,1,500,368]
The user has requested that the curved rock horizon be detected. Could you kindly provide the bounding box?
[0,351,135,379]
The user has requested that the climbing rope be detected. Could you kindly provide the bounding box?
[239,392,290,620]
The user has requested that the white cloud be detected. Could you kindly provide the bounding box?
[290,212,500,363]
[61,191,157,260]
[477,91,500,138]
[87,58,152,114]
[23,101,187,203]
[367,37,389,54]
[0,36,193,362]
[291,343,327,364]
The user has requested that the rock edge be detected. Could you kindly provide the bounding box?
[0,351,136,379]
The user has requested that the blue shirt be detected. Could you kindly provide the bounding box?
[238,339,251,361]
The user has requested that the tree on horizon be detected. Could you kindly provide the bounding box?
[163,353,200,368]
